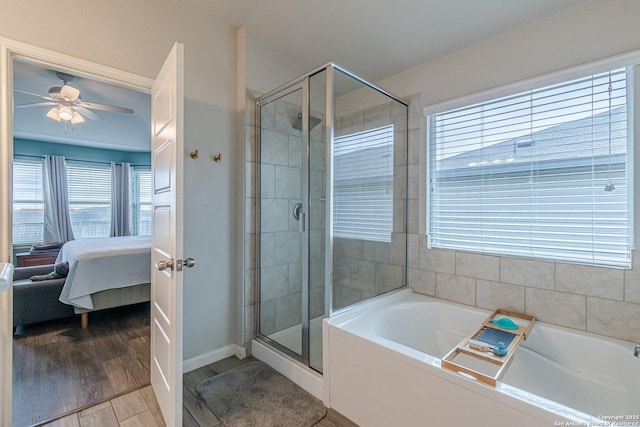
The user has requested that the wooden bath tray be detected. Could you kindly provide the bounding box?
[441,309,535,387]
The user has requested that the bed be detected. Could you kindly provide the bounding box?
[56,236,152,327]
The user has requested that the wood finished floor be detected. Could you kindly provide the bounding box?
[12,303,151,427]
[14,303,356,427]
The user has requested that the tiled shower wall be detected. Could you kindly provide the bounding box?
[406,93,640,344]
[332,101,408,310]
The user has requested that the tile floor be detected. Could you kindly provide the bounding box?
[42,356,358,427]
[42,385,163,427]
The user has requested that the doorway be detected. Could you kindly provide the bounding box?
[1,39,157,426]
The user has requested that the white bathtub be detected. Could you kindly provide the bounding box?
[324,289,640,427]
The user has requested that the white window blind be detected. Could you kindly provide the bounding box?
[133,169,152,236]
[12,160,44,244]
[334,125,394,242]
[428,68,630,267]
[67,163,112,238]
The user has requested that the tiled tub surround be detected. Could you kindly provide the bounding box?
[324,289,640,426]
[400,91,640,344]
[407,237,640,343]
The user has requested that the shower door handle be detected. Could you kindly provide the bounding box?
[299,212,306,232]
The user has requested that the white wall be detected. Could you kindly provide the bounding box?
[378,0,640,103]
[0,0,237,362]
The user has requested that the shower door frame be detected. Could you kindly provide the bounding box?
[255,62,410,370]
[255,79,312,365]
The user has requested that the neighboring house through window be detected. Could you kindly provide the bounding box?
[427,67,632,267]
[334,125,394,242]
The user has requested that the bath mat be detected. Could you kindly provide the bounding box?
[196,360,326,427]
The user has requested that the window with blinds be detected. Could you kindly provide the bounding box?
[428,68,631,267]
[334,125,394,242]
[12,160,44,244]
[67,163,112,238]
[133,169,152,235]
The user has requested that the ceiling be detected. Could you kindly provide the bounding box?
[205,0,588,83]
[12,0,587,152]
[12,60,151,152]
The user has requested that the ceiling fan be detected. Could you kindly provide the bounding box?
[14,72,134,125]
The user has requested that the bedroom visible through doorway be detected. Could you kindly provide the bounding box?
[10,56,153,426]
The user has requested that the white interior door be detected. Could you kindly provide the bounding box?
[151,42,184,427]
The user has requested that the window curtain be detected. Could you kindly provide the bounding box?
[110,162,133,237]
[42,155,75,243]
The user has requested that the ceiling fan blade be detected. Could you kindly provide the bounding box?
[15,101,57,108]
[76,101,134,114]
[14,88,56,101]
[60,85,80,101]
[75,105,101,120]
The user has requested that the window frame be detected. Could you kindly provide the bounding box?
[12,157,153,245]
[424,58,639,268]
[12,159,44,245]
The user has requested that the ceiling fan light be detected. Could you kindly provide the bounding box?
[46,107,61,121]
[71,111,84,124]
[58,106,73,121]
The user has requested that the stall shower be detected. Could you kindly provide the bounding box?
[255,63,408,372]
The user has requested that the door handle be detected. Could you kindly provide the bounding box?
[183,258,195,268]
[156,258,175,271]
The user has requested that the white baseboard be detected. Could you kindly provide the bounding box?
[252,339,324,401]
[183,344,247,373]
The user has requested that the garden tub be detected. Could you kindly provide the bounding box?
[324,289,640,427]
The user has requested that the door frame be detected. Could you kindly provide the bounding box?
[0,37,156,426]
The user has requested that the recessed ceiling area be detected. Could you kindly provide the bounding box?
[12,59,151,152]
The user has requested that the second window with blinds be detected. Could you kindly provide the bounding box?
[427,67,633,267]
[333,125,394,243]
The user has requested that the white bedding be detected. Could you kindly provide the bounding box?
[57,236,151,309]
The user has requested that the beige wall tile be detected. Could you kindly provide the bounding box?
[407,128,421,165]
[420,247,455,274]
[409,268,436,296]
[455,252,499,281]
[500,257,554,289]
[624,250,640,303]
[407,233,419,268]
[476,280,525,313]
[525,288,586,330]
[374,263,404,294]
[436,273,475,305]
[363,240,390,263]
[407,164,420,200]
[556,262,623,300]
[587,298,640,342]
[406,199,418,234]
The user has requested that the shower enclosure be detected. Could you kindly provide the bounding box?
[255,63,408,373]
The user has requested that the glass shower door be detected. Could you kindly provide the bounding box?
[258,85,306,358]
